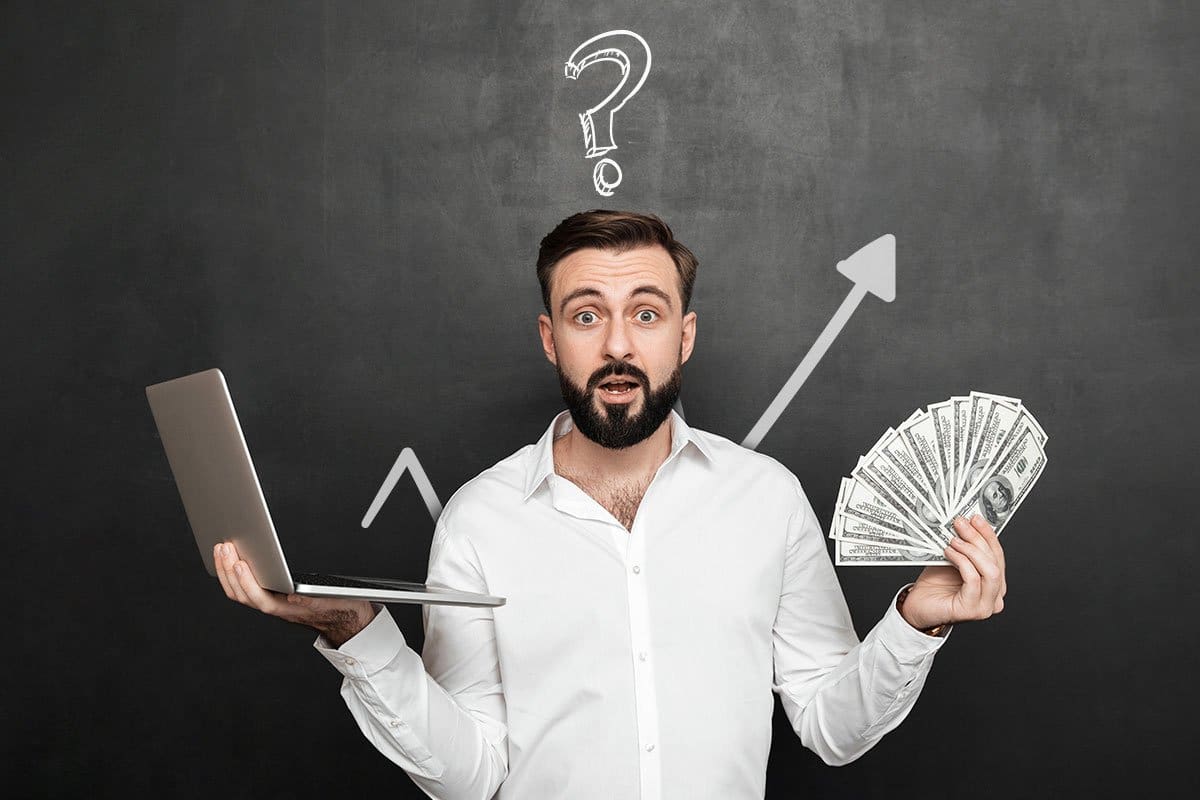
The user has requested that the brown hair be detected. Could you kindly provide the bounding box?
[536,210,699,317]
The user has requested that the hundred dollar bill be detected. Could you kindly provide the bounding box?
[951,396,972,498]
[943,426,1047,537]
[958,395,992,501]
[956,395,1022,507]
[851,449,950,548]
[994,401,1048,458]
[876,424,947,521]
[835,475,944,551]
[957,391,1023,503]
[834,532,948,566]
[898,408,950,519]
[959,402,1048,507]
[973,390,1021,407]
[832,511,944,556]
[929,400,956,510]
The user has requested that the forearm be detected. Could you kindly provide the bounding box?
[313,602,378,648]
[777,586,949,766]
[316,607,507,799]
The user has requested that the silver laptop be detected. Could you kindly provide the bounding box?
[146,368,505,607]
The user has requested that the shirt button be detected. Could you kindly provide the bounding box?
[645,744,655,752]
[638,651,647,662]
[344,658,356,667]
[632,565,641,574]
[389,719,401,728]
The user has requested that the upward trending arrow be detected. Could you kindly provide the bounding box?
[741,234,896,451]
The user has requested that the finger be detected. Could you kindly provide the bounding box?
[232,560,286,616]
[213,543,241,602]
[945,542,984,604]
[213,544,233,599]
[220,543,254,606]
[948,534,994,574]
[955,517,1003,578]
[954,515,986,547]
[951,518,992,590]
[940,544,983,622]
[967,515,1007,603]
[942,539,982,609]
[226,558,254,606]
[970,514,1006,575]
[949,537,1002,611]
[949,533,1002,617]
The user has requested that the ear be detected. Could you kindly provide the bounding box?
[538,313,557,366]
[680,310,697,365]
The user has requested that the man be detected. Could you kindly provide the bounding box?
[214,210,1006,799]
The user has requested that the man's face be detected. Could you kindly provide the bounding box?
[983,480,1012,512]
[537,245,697,450]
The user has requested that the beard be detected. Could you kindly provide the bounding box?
[556,358,682,450]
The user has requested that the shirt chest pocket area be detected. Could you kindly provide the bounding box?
[505,581,617,672]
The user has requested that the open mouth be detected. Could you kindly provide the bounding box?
[598,379,640,396]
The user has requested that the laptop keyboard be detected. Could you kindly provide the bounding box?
[292,572,430,592]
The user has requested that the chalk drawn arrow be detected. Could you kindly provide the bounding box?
[361,447,443,527]
[741,234,896,451]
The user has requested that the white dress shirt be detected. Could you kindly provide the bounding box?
[315,408,951,800]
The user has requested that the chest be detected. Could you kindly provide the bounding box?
[561,473,651,530]
[483,485,789,722]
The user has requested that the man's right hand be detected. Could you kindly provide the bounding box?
[213,542,378,648]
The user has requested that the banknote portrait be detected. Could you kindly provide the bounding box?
[917,497,940,527]
[980,475,1015,526]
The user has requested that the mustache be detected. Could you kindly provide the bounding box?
[587,363,649,392]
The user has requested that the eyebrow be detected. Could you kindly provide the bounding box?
[559,285,674,316]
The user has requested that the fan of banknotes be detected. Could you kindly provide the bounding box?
[832,391,1048,565]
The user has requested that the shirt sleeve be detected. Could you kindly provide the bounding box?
[313,512,508,799]
[771,482,952,766]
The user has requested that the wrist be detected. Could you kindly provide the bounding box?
[897,585,948,637]
[318,603,377,648]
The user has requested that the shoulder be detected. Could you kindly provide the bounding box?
[686,424,808,501]
[435,442,538,536]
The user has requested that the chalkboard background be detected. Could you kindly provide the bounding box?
[6,1,1198,796]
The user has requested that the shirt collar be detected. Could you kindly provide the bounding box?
[522,407,715,502]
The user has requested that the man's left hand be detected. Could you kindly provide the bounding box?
[900,514,1007,632]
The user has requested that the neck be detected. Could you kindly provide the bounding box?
[554,414,674,482]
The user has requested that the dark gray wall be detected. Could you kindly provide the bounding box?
[5,1,1197,796]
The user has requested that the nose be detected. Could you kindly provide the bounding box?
[603,315,634,362]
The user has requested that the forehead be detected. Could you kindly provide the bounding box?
[551,245,678,303]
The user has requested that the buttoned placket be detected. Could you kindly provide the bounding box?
[623,499,662,800]
[548,471,666,800]
[614,444,686,800]
[544,422,688,800]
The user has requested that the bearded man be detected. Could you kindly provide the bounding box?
[214,210,1007,799]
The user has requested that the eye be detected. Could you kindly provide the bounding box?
[636,310,659,323]
[575,310,598,325]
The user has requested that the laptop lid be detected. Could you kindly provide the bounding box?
[146,368,296,593]
[146,368,505,608]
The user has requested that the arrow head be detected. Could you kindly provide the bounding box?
[836,233,895,302]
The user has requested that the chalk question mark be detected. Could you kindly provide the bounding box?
[564,30,652,196]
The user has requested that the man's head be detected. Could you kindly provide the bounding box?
[536,210,699,450]
[980,477,1014,524]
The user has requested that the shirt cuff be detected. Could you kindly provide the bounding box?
[312,603,407,678]
[875,583,953,661]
